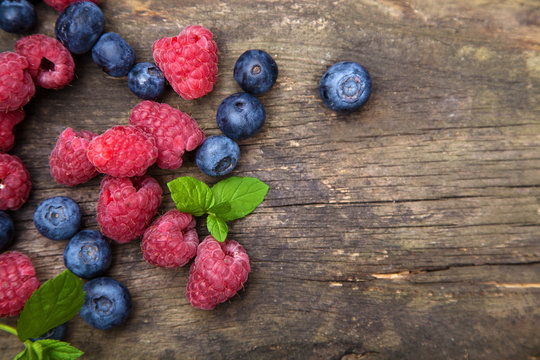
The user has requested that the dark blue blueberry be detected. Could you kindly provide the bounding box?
[196,135,240,177]
[64,230,111,279]
[55,1,105,54]
[319,61,372,113]
[33,196,81,241]
[0,211,14,252]
[92,32,135,77]
[216,92,266,141]
[127,62,166,100]
[30,323,67,341]
[233,49,278,95]
[80,277,131,330]
[0,0,36,34]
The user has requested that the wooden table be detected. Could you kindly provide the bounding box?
[1,0,539,359]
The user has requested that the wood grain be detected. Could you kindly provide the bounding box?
[1,0,539,359]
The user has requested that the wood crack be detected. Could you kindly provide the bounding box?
[371,261,540,281]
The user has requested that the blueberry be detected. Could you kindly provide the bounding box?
[30,323,67,341]
[55,1,105,54]
[92,32,136,77]
[33,196,81,241]
[64,230,111,279]
[196,135,240,177]
[233,49,278,95]
[80,277,131,330]
[0,211,14,252]
[127,62,166,100]
[319,61,372,113]
[0,0,36,34]
[216,92,266,140]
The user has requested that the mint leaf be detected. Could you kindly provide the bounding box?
[168,176,215,216]
[208,202,231,216]
[17,270,84,342]
[211,177,269,221]
[15,342,43,360]
[38,340,84,360]
[207,214,228,242]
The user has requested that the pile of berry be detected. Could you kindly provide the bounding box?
[0,0,372,339]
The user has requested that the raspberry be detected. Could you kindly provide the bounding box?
[129,101,205,169]
[152,25,218,100]
[186,236,250,310]
[0,154,31,211]
[141,210,198,268]
[49,127,98,186]
[87,125,158,178]
[0,251,40,317]
[0,51,35,112]
[97,175,162,244]
[15,34,75,90]
[44,0,100,12]
[0,109,25,153]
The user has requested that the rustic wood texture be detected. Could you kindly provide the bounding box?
[1,0,540,358]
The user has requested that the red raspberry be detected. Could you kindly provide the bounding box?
[15,34,75,90]
[141,210,198,268]
[186,236,250,310]
[0,154,31,211]
[0,52,35,112]
[153,25,218,100]
[0,109,25,153]
[97,175,162,244]
[49,127,98,186]
[0,251,40,317]
[44,0,100,11]
[129,101,205,169]
[87,125,158,178]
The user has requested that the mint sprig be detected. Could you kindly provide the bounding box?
[0,270,85,360]
[168,176,269,242]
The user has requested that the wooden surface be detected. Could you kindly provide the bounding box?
[1,0,540,359]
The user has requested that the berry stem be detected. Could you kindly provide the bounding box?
[0,323,18,336]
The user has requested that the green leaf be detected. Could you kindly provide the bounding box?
[17,270,84,342]
[167,176,215,216]
[37,340,84,360]
[207,214,228,243]
[28,342,42,360]
[211,177,269,221]
[208,202,231,216]
[15,342,43,360]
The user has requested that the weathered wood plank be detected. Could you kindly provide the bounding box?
[1,0,539,359]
